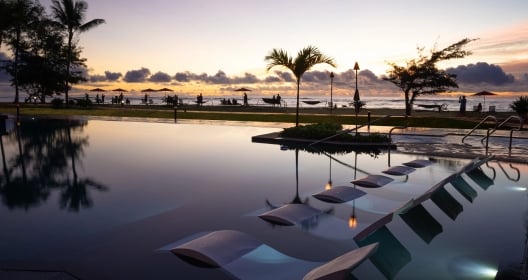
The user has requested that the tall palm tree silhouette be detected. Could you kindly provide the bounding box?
[51,0,105,105]
[265,46,336,127]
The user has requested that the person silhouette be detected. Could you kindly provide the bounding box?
[459,96,467,114]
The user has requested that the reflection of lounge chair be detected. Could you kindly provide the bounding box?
[356,226,411,279]
[430,187,463,220]
[450,176,478,203]
[399,204,443,244]
[466,168,494,190]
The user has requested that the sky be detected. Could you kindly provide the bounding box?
[2,0,528,97]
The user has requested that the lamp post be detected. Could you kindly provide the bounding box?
[329,72,334,113]
[353,62,360,135]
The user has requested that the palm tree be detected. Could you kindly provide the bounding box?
[51,0,105,106]
[265,46,336,127]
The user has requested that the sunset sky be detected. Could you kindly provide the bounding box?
[2,0,528,97]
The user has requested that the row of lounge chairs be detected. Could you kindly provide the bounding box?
[161,155,495,279]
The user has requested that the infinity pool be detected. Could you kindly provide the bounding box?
[0,118,526,279]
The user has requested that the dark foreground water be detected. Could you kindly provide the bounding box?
[0,118,526,279]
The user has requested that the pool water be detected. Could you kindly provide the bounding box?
[0,118,526,279]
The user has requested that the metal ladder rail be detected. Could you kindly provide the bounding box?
[308,115,392,146]
[461,115,498,144]
[479,115,522,151]
[497,162,521,182]
[387,122,410,167]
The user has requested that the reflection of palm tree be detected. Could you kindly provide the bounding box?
[59,177,107,211]
[265,148,307,207]
[0,119,108,211]
[51,0,105,105]
[263,148,333,230]
[292,148,303,204]
[265,46,336,127]
[59,125,108,212]
[0,124,50,210]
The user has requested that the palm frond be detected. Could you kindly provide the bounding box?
[80,18,105,32]
[265,48,293,72]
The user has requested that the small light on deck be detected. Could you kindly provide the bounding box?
[325,180,332,190]
[348,215,357,229]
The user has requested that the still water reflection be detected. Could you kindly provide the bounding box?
[0,119,107,211]
[0,117,526,279]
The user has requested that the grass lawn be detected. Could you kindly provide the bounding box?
[0,102,517,129]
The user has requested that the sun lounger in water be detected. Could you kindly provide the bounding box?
[352,174,394,188]
[402,159,433,168]
[169,230,378,279]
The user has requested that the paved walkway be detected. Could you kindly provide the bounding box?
[383,127,528,163]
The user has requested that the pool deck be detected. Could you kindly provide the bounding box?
[253,126,528,164]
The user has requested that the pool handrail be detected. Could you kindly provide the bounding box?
[387,120,409,167]
[461,115,498,144]
[479,115,522,151]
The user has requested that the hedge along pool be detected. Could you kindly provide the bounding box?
[0,117,526,279]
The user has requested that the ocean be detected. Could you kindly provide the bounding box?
[0,89,523,113]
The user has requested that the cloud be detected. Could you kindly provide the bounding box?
[149,71,172,83]
[205,70,230,84]
[232,72,259,84]
[274,71,294,82]
[124,67,151,83]
[173,70,260,84]
[264,76,282,83]
[174,72,191,82]
[105,71,122,81]
[303,70,331,83]
[89,70,122,82]
[90,75,106,82]
[448,62,515,85]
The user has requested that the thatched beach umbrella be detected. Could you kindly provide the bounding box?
[141,88,157,104]
[157,87,173,92]
[234,87,251,92]
[90,88,105,92]
[111,88,127,93]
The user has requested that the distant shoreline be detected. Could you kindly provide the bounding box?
[0,102,521,130]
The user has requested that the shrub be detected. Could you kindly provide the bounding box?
[510,96,528,116]
[51,98,64,108]
[280,123,390,143]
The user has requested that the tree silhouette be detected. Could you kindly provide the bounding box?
[1,0,43,104]
[51,0,105,105]
[384,38,476,116]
